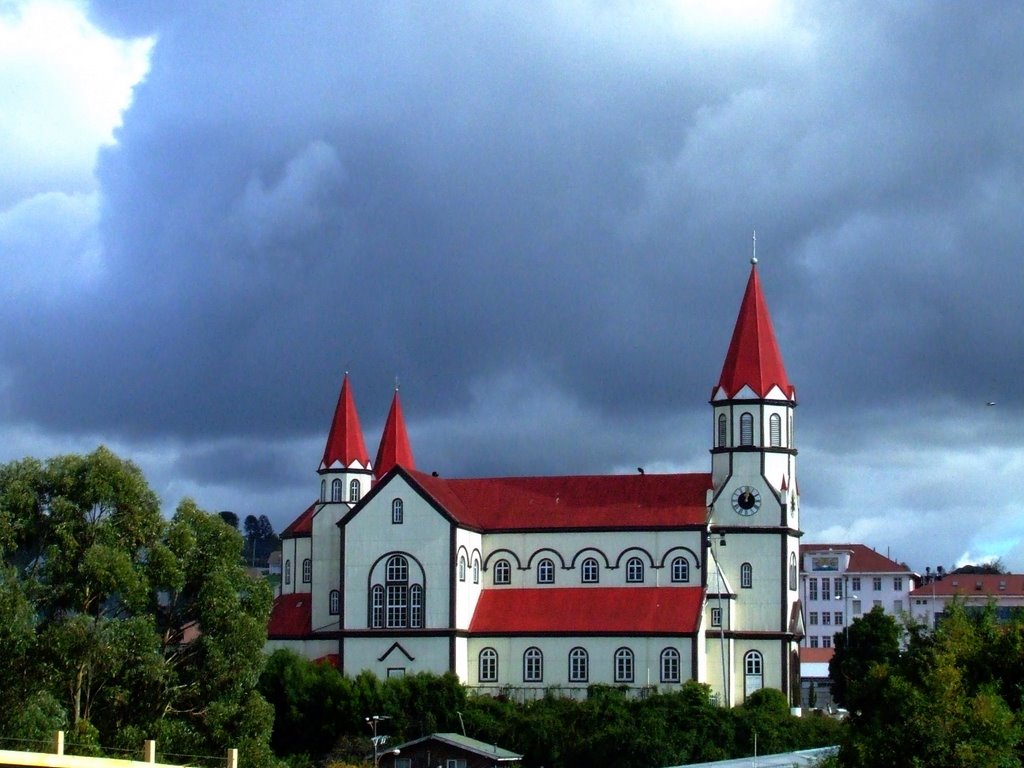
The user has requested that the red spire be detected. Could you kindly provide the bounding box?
[714,262,794,400]
[374,388,415,479]
[320,374,370,471]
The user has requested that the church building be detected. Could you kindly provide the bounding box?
[267,260,803,706]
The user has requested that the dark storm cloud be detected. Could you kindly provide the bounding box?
[4,1,1024,566]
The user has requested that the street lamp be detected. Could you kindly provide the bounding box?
[366,715,400,768]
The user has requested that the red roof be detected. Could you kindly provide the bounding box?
[801,543,913,574]
[320,375,370,471]
[800,647,835,663]
[909,574,1024,597]
[470,587,704,633]
[374,389,415,479]
[714,263,794,400]
[282,502,317,537]
[405,469,711,530]
[267,593,312,638]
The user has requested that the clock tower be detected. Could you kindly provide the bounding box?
[705,257,802,706]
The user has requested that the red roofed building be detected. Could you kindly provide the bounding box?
[799,543,918,653]
[268,260,804,706]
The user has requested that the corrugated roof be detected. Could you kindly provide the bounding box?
[281,502,317,537]
[909,573,1024,597]
[406,469,711,531]
[267,593,312,638]
[469,586,703,633]
[392,733,521,762]
[801,543,913,574]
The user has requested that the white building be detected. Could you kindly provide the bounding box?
[799,544,916,651]
[268,261,804,706]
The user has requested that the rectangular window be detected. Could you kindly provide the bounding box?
[894,576,904,591]
[809,636,818,648]
[809,611,818,625]
[852,577,862,591]
[809,578,818,600]
[387,667,406,678]
[822,580,831,601]
[835,611,843,625]
[893,599,903,613]
[386,585,407,628]
[852,599,862,615]
[446,761,467,768]
[873,599,882,608]
[822,636,832,648]
[822,612,831,625]
[711,607,722,627]
[834,578,843,599]
[873,577,882,591]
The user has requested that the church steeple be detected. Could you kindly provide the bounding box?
[374,387,415,480]
[320,374,370,472]
[713,259,794,401]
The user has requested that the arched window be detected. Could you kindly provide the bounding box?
[370,585,384,627]
[769,413,782,447]
[410,584,424,628]
[392,498,404,524]
[329,589,340,615]
[789,552,797,591]
[740,412,754,446]
[473,559,480,584]
[349,478,361,502]
[741,562,753,589]
[744,650,764,696]
[493,559,511,585]
[386,555,408,628]
[523,647,543,682]
[626,557,644,583]
[581,557,599,583]
[718,413,728,447]
[479,648,498,682]
[284,559,292,585]
[537,558,555,584]
[302,558,312,583]
[568,647,589,682]
[660,648,681,683]
[331,479,342,502]
[614,648,634,683]
[459,556,466,582]
[320,479,326,502]
[671,557,690,583]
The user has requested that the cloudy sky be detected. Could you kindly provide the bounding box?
[2,0,1023,572]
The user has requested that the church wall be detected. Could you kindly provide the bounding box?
[265,637,336,661]
[342,476,452,630]
[464,636,696,689]
[280,536,311,596]
[343,636,450,678]
[311,503,343,631]
[721,532,785,630]
[454,528,484,628]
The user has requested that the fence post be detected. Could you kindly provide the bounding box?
[53,732,65,756]
[227,747,239,768]
[144,740,156,763]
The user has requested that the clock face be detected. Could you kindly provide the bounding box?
[731,485,762,516]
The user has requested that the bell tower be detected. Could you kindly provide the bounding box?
[706,255,802,706]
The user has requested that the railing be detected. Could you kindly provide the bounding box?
[0,732,237,768]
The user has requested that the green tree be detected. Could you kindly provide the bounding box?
[829,606,902,711]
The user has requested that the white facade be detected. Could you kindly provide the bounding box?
[268,263,804,705]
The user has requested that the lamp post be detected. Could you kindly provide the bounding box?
[366,715,400,768]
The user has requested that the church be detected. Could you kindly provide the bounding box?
[267,259,803,706]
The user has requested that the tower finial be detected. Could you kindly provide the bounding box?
[751,230,757,265]
[394,375,400,392]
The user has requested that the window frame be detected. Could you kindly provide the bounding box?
[626,557,645,583]
[581,557,600,583]
[537,558,555,584]
[739,412,754,446]
[718,413,728,447]
[349,478,361,502]
[671,556,690,583]
[391,498,404,524]
[568,647,589,683]
[614,648,634,683]
[302,558,312,583]
[740,562,753,589]
[329,589,340,615]
[479,648,498,683]
[769,413,782,446]
[523,647,543,682]
[493,559,511,585]
[331,478,342,502]
[660,648,681,683]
